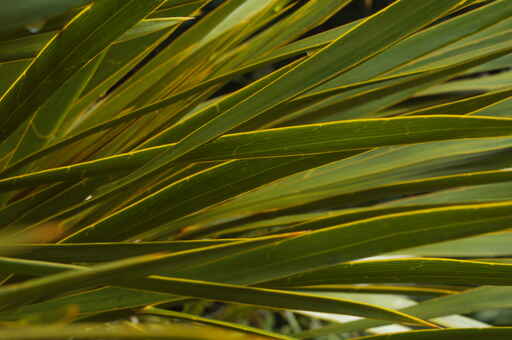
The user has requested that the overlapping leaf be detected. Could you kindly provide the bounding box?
[2,1,512,339]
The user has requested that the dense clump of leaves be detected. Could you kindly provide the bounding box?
[1,0,512,339]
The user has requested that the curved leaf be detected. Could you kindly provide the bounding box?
[3,115,512,190]
[0,256,433,326]
[355,328,512,340]
[265,258,512,287]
